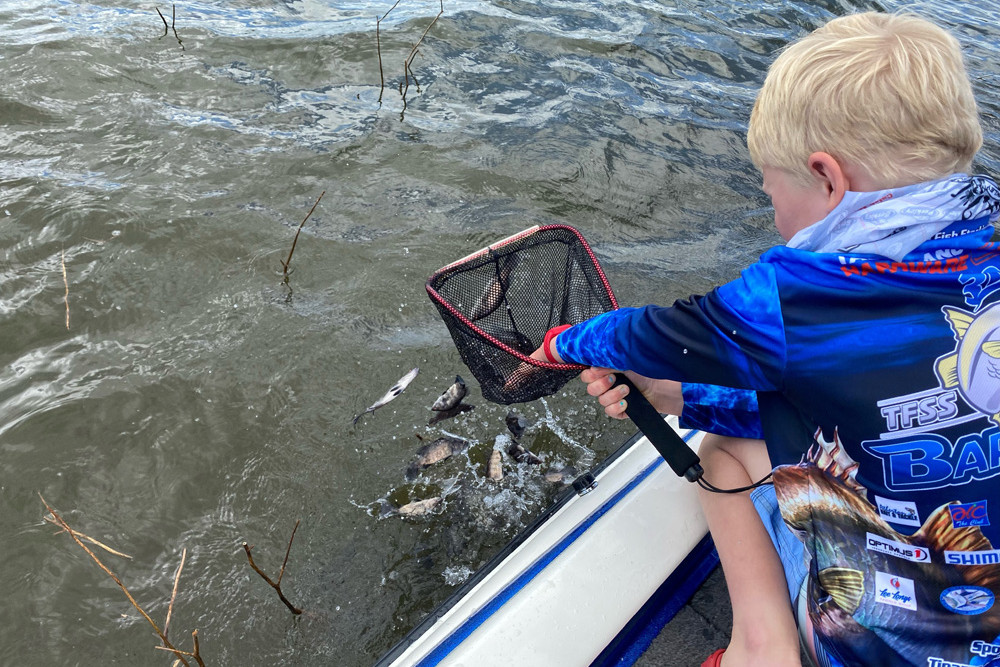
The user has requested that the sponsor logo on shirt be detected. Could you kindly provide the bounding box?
[926,658,974,667]
[971,639,1000,658]
[863,425,1000,492]
[875,571,917,611]
[940,585,995,615]
[874,495,921,527]
[866,532,931,562]
[945,549,1000,566]
[862,300,1000,492]
[949,500,990,528]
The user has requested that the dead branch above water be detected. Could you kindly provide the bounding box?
[376,0,443,114]
[401,0,443,106]
[156,4,184,50]
[40,494,205,666]
[280,191,325,286]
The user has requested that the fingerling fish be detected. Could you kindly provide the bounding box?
[431,375,468,411]
[352,367,419,425]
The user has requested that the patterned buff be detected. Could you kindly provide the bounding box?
[786,174,1000,261]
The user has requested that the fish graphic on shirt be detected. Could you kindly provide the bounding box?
[773,429,1000,665]
[935,302,1000,425]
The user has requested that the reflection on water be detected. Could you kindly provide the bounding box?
[1,0,999,664]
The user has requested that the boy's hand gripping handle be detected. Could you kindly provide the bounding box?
[610,374,703,483]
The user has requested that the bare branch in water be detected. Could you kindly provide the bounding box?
[156,7,169,36]
[164,548,187,641]
[375,0,402,105]
[61,249,69,329]
[43,515,133,559]
[40,494,202,666]
[155,5,184,49]
[172,4,184,50]
[401,0,443,102]
[281,191,325,284]
[242,520,303,615]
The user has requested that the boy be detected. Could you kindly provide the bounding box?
[532,12,1000,667]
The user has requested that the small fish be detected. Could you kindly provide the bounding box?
[505,410,530,438]
[486,449,503,481]
[379,497,442,518]
[398,497,442,517]
[544,465,578,484]
[507,440,541,465]
[406,435,470,481]
[469,254,519,321]
[352,367,419,425]
[431,375,468,411]
[498,330,536,355]
[428,403,475,426]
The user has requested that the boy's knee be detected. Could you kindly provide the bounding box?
[699,433,772,481]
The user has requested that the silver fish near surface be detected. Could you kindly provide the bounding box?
[431,375,467,411]
[397,497,442,517]
[486,449,503,481]
[405,435,470,481]
[469,254,519,321]
[352,367,419,425]
[378,497,442,518]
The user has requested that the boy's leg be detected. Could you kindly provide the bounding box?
[697,433,802,667]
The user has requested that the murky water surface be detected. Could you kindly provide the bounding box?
[2,0,999,664]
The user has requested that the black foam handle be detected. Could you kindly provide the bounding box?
[611,374,703,483]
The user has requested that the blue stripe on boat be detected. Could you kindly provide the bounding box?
[416,429,702,667]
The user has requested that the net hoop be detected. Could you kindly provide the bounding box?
[426,224,617,372]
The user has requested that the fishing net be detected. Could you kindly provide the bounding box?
[426,225,617,404]
[428,224,705,483]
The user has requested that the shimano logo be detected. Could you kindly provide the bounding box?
[945,550,1000,566]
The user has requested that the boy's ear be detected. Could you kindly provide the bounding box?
[807,152,849,212]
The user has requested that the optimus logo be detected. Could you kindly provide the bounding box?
[950,500,990,528]
[866,532,931,563]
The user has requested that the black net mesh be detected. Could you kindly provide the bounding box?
[426,225,618,404]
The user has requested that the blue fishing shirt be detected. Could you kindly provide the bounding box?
[556,215,1000,666]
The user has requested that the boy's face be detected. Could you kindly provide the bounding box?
[762,166,833,241]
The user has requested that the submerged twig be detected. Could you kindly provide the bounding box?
[40,494,203,666]
[280,191,325,283]
[61,249,69,329]
[242,520,303,615]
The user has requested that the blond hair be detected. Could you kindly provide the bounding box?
[747,12,982,188]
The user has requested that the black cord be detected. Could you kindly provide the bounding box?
[696,471,773,494]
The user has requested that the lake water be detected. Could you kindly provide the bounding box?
[2,0,999,664]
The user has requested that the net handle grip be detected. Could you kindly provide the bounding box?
[610,374,703,483]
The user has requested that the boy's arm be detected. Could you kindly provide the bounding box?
[554,261,787,392]
[680,383,764,439]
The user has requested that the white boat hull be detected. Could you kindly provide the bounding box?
[377,419,712,667]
